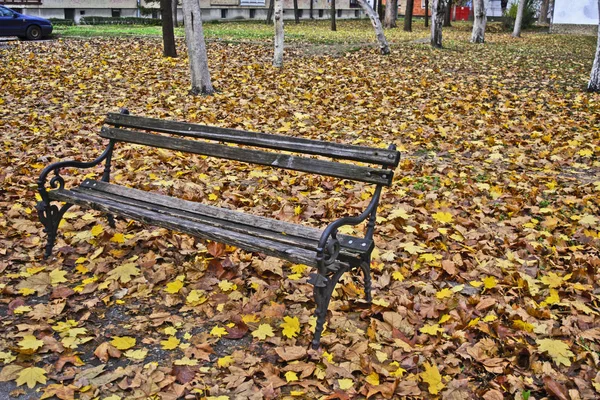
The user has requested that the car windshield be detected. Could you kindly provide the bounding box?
[0,7,15,17]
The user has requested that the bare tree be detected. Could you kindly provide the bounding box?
[161,0,177,57]
[512,0,526,37]
[384,0,397,28]
[172,0,178,27]
[425,0,429,27]
[273,0,284,67]
[538,0,549,24]
[293,0,300,23]
[404,0,414,31]
[443,0,452,26]
[182,0,213,94]
[310,0,314,19]
[331,0,337,31]
[356,0,390,54]
[431,0,448,48]
[588,0,600,92]
[470,0,486,43]
[266,0,274,24]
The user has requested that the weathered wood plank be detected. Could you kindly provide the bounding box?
[100,127,394,186]
[106,113,400,167]
[76,180,372,254]
[50,188,349,269]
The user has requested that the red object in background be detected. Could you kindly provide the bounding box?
[454,6,470,21]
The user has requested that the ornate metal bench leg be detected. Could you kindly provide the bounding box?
[106,214,116,229]
[360,260,372,303]
[36,202,71,259]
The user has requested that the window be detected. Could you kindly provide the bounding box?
[337,9,341,17]
[240,0,265,5]
[249,8,256,18]
[80,10,85,15]
[318,9,323,17]
[0,8,13,16]
[421,0,425,8]
[355,9,359,17]
[221,9,228,18]
[298,9,303,18]
[112,9,121,18]
[350,0,361,8]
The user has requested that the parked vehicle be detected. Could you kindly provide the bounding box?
[0,5,52,40]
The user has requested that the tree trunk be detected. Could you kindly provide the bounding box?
[384,0,397,28]
[500,0,508,14]
[182,0,213,95]
[470,0,486,43]
[512,0,525,37]
[538,0,549,24]
[161,0,177,58]
[310,0,313,19]
[331,0,337,31]
[377,0,384,21]
[294,0,300,23]
[273,0,284,67]
[443,0,452,27]
[404,0,413,31]
[425,0,429,27]
[172,0,178,27]
[266,0,274,24]
[356,0,390,54]
[431,0,447,47]
[588,0,600,91]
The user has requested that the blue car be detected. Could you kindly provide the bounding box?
[0,5,52,40]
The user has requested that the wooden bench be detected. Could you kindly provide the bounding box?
[36,110,400,349]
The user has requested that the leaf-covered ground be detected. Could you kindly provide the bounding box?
[1,22,599,399]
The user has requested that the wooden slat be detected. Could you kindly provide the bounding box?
[100,127,394,186]
[76,180,372,254]
[106,113,400,167]
[49,188,345,269]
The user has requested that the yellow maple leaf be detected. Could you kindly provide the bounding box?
[13,306,32,315]
[210,326,228,338]
[389,208,411,220]
[540,272,569,288]
[110,233,125,243]
[543,288,560,305]
[15,366,46,389]
[165,279,184,294]
[435,288,453,299]
[124,349,148,361]
[392,271,405,281]
[251,323,275,340]
[280,316,300,339]
[160,336,180,350]
[164,326,177,336]
[49,269,67,285]
[110,336,136,350]
[90,224,104,237]
[294,205,302,216]
[401,241,424,255]
[18,288,36,296]
[242,314,260,324]
[365,371,379,386]
[217,355,234,368]
[421,362,445,394]
[513,319,534,333]
[285,371,299,382]
[338,378,353,390]
[578,148,593,157]
[483,276,497,290]
[218,280,236,292]
[536,338,574,367]
[174,357,198,366]
[18,335,44,351]
[106,263,140,283]
[0,351,16,364]
[579,214,598,227]
[186,289,207,306]
[420,323,444,335]
[432,212,453,224]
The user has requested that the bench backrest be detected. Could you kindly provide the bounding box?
[102,113,400,186]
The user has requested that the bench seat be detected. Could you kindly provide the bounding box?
[49,179,372,271]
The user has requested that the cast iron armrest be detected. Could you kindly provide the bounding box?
[37,141,115,205]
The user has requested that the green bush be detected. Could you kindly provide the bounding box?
[504,0,538,30]
[79,16,162,26]
[48,18,75,26]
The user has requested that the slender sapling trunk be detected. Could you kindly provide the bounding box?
[470,0,486,43]
[182,0,213,95]
[587,0,600,92]
[404,0,414,31]
[384,0,397,28]
[512,0,525,37]
[273,0,284,67]
[431,0,447,48]
[356,0,390,54]
[161,0,177,57]
[331,0,337,31]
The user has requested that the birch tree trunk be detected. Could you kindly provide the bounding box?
[172,0,178,27]
[431,0,447,48]
[470,0,486,43]
[384,0,397,28]
[161,0,177,57]
[512,0,525,37]
[357,0,390,54]
[331,0,337,31]
[587,0,600,92]
[273,0,284,67]
[538,0,549,24]
[182,0,214,95]
[404,0,414,31]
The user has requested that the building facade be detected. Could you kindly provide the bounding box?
[551,0,598,35]
[0,0,367,22]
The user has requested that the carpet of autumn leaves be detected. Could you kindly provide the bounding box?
[1,22,600,399]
